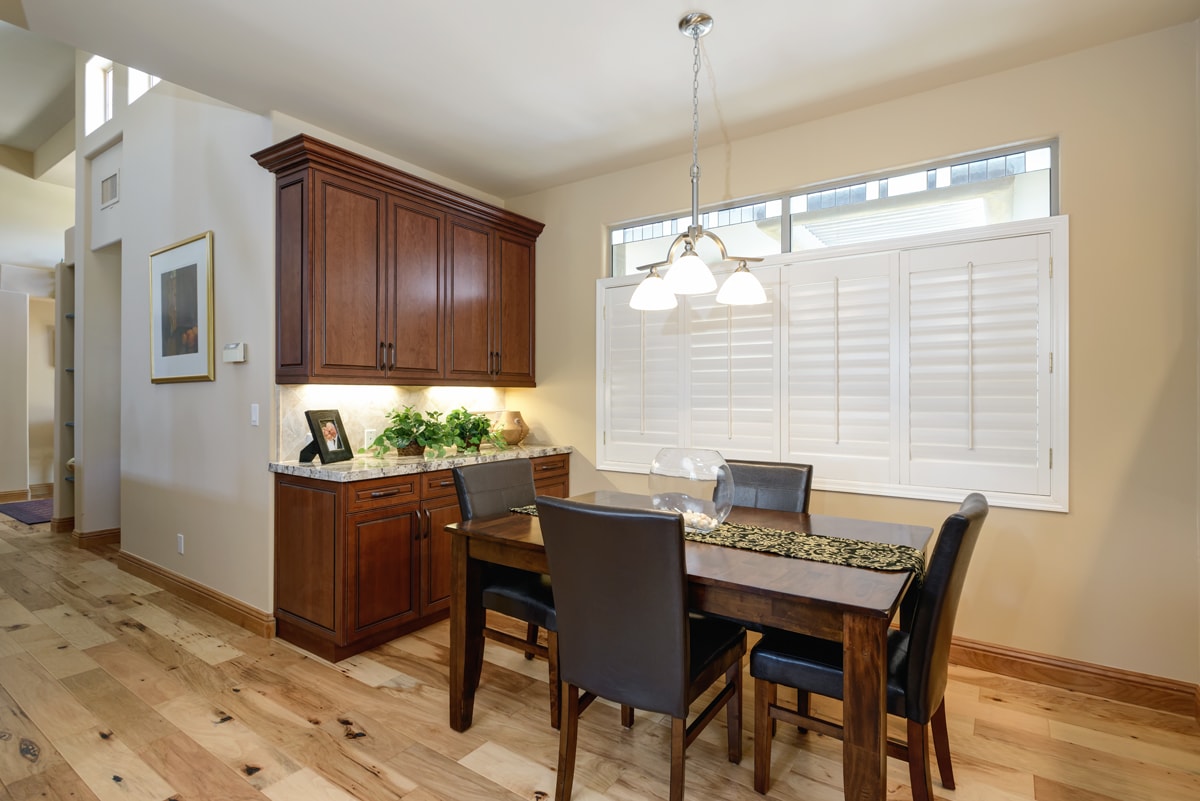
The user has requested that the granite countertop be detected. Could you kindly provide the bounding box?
[269,444,573,482]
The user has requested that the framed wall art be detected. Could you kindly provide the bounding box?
[303,409,353,464]
[149,231,214,383]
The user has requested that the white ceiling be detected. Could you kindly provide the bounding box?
[3,0,1199,198]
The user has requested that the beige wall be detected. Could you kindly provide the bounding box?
[0,163,72,496]
[0,165,73,269]
[508,23,1200,683]
[109,84,276,609]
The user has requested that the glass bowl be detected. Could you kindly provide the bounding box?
[648,448,733,532]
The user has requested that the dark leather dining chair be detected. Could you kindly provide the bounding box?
[452,459,560,727]
[727,460,813,513]
[536,496,747,801]
[749,492,988,800]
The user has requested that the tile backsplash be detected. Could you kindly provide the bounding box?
[276,384,507,461]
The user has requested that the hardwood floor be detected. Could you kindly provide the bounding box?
[1,516,1198,801]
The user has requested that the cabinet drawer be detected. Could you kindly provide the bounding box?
[420,470,458,499]
[348,475,420,512]
[531,453,569,478]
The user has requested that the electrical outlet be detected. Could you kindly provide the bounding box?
[177,533,184,554]
[364,428,377,450]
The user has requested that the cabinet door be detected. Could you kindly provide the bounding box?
[420,494,461,614]
[493,234,535,385]
[347,504,420,636]
[313,172,388,380]
[387,198,445,381]
[275,478,338,632]
[444,218,494,382]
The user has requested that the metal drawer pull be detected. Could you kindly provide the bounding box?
[369,489,401,498]
[438,480,453,487]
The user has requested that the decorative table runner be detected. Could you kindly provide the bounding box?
[509,505,924,584]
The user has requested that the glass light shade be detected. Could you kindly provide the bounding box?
[716,265,767,305]
[662,252,717,295]
[629,272,678,310]
[648,447,734,532]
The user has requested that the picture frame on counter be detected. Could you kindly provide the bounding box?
[303,409,353,464]
[149,230,215,383]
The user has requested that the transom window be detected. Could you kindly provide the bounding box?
[610,142,1056,277]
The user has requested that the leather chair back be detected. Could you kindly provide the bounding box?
[905,492,988,722]
[453,459,536,520]
[536,496,691,719]
[727,460,813,513]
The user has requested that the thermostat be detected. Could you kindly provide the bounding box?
[222,342,246,363]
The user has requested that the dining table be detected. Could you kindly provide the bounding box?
[445,490,933,801]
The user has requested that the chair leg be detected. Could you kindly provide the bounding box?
[906,719,934,801]
[669,715,686,801]
[525,622,539,659]
[753,677,775,794]
[556,683,580,801]
[547,630,560,730]
[725,661,742,763]
[621,705,634,728]
[930,701,955,789]
[795,689,810,734]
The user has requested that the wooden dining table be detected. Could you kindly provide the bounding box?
[445,490,933,801]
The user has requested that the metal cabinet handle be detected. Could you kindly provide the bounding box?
[370,489,400,498]
[378,342,387,371]
[388,342,396,370]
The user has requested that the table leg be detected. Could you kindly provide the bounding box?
[450,530,484,731]
[841,613,888,801]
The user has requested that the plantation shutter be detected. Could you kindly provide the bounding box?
[683,266,780,459]
[601,283,684,468]
[782,252,897,484]
[901,233,1051,494]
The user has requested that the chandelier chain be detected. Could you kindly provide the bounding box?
[690,27,702,226]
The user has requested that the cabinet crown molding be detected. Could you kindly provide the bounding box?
[252,134,544,239]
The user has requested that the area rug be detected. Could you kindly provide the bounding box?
[0,498,54,525]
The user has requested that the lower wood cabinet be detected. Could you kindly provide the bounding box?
[274,454,569,661]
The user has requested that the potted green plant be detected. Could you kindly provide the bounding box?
[415,409,456,459]
[361,405,428,458]
[446,407,507,453]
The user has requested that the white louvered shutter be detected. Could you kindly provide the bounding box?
[901,233,1051,494]
[683,266,780,459]
[601,283,684,468]
[782,253,897,483]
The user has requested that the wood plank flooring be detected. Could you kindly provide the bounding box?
[1,515,1198,800]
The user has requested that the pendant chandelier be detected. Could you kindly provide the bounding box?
[629,12,767,312]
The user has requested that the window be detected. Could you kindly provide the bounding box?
[609,143,1055,276]
[128,68,161,103]
[611,200,782,277]
[597,217,1068,511]
[84,56,114,134]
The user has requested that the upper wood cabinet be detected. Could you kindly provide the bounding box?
[253,134,543,386]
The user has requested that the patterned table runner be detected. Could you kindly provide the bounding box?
[509,505,924,584]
